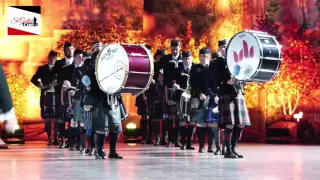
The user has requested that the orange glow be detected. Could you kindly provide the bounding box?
[143,13,155,33]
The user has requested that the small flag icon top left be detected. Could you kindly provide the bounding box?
[7,6,41,35]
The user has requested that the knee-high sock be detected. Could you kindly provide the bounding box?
[152,121,161,136]
[213,127,220,144]
[94,132,106,154]
[180,125,186,145]
[148,117,153,141]
[223,128,233,151]
[174,115,180,143]
[140,119,148,141]
[207,127,214,148]
[109,132,119,154]
[160,120,167,142]
[231,126,243,150]
[88,134,95,148]
[197,127,206,148]
[166,119,174,143]
[69,127,78,148]
[44,120,52,140]
[53,121,58,142]
[187,125,195,146]
[79,126,86,149]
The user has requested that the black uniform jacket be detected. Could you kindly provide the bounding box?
[30,64,56,106]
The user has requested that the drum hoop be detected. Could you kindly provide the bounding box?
[95,43,130,94]
[133,44,154,96]
[226,30,269,82]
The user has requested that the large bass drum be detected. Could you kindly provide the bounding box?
[95,44,154,96]
[226,30,282,82]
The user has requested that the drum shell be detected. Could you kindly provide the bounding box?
[122,45,153,95]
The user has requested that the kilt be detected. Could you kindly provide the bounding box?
[73,99,83,122]
[191,108,207,124]
[83,109,93,136]
[218,92,251,128]
[92,101,122,132]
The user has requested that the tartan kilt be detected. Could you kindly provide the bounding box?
[218,92,251,129]
[83,108,93,136]
[92,101,122,132]
[73,99,83,122]
[191,108,207,124]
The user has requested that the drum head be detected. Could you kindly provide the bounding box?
[226,31,261,81]
[95,44,129,94]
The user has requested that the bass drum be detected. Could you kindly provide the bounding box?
[226,30,282,82]
[95,44,154,96]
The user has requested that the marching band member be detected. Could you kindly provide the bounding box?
[53,42,74,148]
[179,51,195,150]
[190,47,211,153]
[213,39,251,158]
[212,39,227,155]
[31,50,58,145]
[83,54,125,160]
[162,40,183,147]
[0,64,19,149]
[149,49,166,145]
[135,92,149,144]
[68,49,87,153]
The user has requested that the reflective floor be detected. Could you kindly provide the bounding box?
[0,142,320,180]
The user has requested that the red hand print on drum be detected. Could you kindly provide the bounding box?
[233,40,254,63]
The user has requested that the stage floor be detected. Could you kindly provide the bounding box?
[0,142,319,180]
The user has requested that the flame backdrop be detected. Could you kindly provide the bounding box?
[0,0,320,138]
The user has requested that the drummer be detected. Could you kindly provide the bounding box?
[162,39,183,147]
[179,50,195,150]
[212,39,251,159]
[31,50,58,146]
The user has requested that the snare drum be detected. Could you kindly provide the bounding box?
[95,44,154,96]
[43,90,55,118]
[180,91,191,118]
[226,30,282,82]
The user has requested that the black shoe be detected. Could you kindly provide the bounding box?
[52,140,59,146]
[69,145,76,151]
[59,140,66,148]
[47,139,52,146]
[224,149,237,159]
[108,153,123,159]
[198,147,205,153]
[232,148,244,158]
[174,142,181,147]
[180,145,186,150]
[186,144,195,150]
[88,148,95,156]
[222,148,225,155]
[208,147,214,153]
[85,148,89,154]
[214,149,221,155]
[166,143,172,147]
[95,152,105,159]
[80,148,86,155]
[76,144,81,151]
[65,143,69,149]
[146,140,153,144]
[141,140,146,144]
